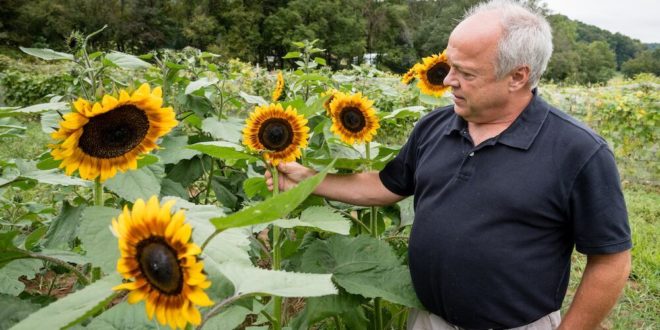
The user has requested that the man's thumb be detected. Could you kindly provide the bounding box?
[277,162,288,173]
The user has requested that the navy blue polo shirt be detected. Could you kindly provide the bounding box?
[379,91,631,330]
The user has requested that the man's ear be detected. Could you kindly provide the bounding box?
[509,65,530,91]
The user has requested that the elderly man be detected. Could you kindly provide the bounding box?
[266,0,631,329]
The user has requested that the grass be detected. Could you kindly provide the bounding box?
[562,183,659,329]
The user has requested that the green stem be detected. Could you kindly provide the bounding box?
[271,166,282,330]
[204,159,215,204]
[29,252,90,285]
[374,297,383,330]
[93,179,103,206]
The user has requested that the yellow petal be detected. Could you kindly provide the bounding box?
[187,287,213,307]
[101,94,119,111]
[127,288,148,304]
[165,210,185,240]
[172,224,192,245]
[186,303,202,325]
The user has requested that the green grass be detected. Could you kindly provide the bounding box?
[562,183,659,329]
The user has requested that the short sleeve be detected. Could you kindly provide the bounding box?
[379,128,418,196]
[570,145,631,254]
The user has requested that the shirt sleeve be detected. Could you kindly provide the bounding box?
[569,144,632,254]
[379,127,418,197]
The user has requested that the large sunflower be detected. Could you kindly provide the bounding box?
[321,89,342,115]
[112,196,213,330]
[243,103,309,165]
[416,50,451,97]
[271,71,285,102]
[50,84,177,182]
[329,93,380,144]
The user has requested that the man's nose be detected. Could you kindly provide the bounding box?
[443,67,458,87]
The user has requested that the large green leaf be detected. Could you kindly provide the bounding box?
[0,259,42,295]
[15,160,89,187]
[381,106,427,121]
[78,207,121,274]
[216,262,337,298]
[301,235,422,308]
[104,166,161,201]
[201,117,244,144]
[290,290,368,330]
[210,161,334,230]
[10,274,120,330]
[19,47,73,61]
[105,51,151,69]
[238,91,268,106]
[203,304,252,330]
[44,202,84,249]
[0,231,28,268]
[242,177,269,199]
[84,302,158,329]
[188,141,258,163]
[40,111,60,134]
[0,102,69,118]
[37,249,89,265]
[156,135,200,164]
[272,206,351,235]
[185,77,219,95]
[0,294,41,329]
[398,197,415,228]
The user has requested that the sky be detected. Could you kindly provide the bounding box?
[542,0,660,43]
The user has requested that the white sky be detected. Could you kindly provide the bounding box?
[543,0,660,43]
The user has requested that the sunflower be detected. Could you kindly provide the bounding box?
[50,83,177,182]
[401,63,422,85]
[243,103,309,165]
[321,89,342,115]
[329,93,380,144]
[271,71,286,102]
[416,50,451,97]
[112,196,213,330]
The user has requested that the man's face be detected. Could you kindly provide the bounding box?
[443,12,512,123]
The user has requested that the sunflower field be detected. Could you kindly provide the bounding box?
[0,32,658,330]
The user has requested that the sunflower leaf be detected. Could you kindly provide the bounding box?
[15,159,89,187]
[238,91,268,106]
[105,51,152,70]
[301,235,423,308]
[290,290,368,330]
[282,51,301,59]
[201,117,244,144]
[0,259,42,295]
[210,160,335,230]
[156,135,200,164]
[19,47,73,61]
[85,301,159,330]
[188,141,259,163]
[216,262,337,298]
[9,274,120,330]
[104,166,161,201]
[43,202,84,249]
[185,77,219,95]
[78,206,121,274]
[271,206,351,235]
[0,294,41,329]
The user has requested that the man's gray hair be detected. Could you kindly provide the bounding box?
[465,0,553,88]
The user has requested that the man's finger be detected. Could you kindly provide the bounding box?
[277,162,288,173]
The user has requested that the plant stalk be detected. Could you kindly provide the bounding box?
[271,165,283,330]
[93,178,103,206]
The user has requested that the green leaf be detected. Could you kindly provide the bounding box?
[0,102,69,118]
[36,249,89,265]
[291,291,368,330]
[160,179,188,199]
[166,157,205,187]
[242,177,269,199]
[40,111,60,134]
[36,154,61,170]
[398,197,414,227]
[0,231,28,268]
[85,301,159,329]
[136,154,159,168]
[210,161,335,230]
[24,226,47,250]
[78,207,121,273]
[204,304,252,330]
[419,93,450,106]
[238,91,268,106]
[0,294,41,329]
[282,51,301,59]
[185,77,219,94]
[201,117,244,144]
[381,106,427,121]
[105,166,161,201]
[19,47,73,61]
[188,141,258,163]
[105,51,152,70]
[15,159,89,187]
[0,259,42,295]
[10,274,120,330]
[272,206,351,235]
[156,135,200,164]
[43,202,84,249]
[216,262,337,297]
[313,57,327,66]
[301,235,423,308]
[202,228,252,266]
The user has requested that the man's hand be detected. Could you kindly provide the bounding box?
[265,162,317,192]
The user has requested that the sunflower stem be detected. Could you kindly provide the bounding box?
[374,297,383,330]
[29,252,90,285]
[93,179,103,206]
[204,158,215,204]
[271,165,283,330]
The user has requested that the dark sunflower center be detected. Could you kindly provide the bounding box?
[136,237,183,295]
[339,107,366,133]
[78,105,149,158]
[258,118,294,151]
[427,62,450,85]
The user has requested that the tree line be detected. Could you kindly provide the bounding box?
[0,0,657,84]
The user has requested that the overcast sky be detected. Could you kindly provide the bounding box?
[542,0,660,43]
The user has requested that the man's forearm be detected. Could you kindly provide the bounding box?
[315,171,404,206]
[559,251,631,329]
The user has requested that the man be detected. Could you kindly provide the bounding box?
[266,1,631,329]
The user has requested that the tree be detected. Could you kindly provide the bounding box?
[621,49,660,77]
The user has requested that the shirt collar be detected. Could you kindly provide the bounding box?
[443,88,550,150]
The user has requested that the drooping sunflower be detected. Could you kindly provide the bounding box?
[113,196,213,330]
[271,71,286,102]
[50,83,177,182]
[243,103,309,165]
[321,89,343,115]
[416,50,451,97]
[329,93,380,144]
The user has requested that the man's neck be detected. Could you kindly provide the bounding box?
[467,91,533,146]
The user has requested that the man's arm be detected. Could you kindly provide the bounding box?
[265,162,405,206]
[559,250,631,330]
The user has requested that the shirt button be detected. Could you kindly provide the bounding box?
[469,152,475,157]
